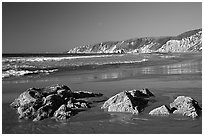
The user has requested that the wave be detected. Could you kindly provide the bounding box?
[2,69,58,79]
[96,59,148,65]
[2,54,125,63]
[2,54,148,79]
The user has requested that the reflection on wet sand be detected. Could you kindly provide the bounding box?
[141,67,154,75]
[100,72,120,79]
[161,61,201,74]
[96,61,201,80]
[98,60,201,80]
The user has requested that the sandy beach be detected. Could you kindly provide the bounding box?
[2,53,202,134]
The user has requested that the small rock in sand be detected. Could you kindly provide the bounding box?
[149,105,170,116]
[169,96,202,118]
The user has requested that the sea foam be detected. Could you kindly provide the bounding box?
[2,54,147,79]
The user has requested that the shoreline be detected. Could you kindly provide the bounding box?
[2,53,202,134]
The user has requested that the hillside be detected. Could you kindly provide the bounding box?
[67,28,202,53]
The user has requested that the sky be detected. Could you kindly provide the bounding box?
[2,2,202,53]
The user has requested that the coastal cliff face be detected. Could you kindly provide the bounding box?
[67,28,202,53]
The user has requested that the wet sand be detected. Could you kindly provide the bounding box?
[2,53,202,134]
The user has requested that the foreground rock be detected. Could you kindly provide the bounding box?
[170,96,202,118]
[149,105,170,116]
[101,89,154,114]
[129,88,154,98]
[10,84,104,121]
[149,96,202,118]
[53,104,73,120]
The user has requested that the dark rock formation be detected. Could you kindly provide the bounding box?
[101,89,154,114]
[10,84,104,121]
[66,97,89,109]
[149,105,170,116]
[41,84,72,96]
[33,94,65,121]
[67,28,202,53]
[129,88,154,98]
[53,104,73,120]
[169,96,202,118]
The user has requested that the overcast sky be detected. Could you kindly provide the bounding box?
[2,2,202,53]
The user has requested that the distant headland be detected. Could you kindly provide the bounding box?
[67,28,202,54]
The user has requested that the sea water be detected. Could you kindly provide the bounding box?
[2,53,149,79]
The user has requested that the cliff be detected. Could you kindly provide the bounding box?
[67,28,202,53]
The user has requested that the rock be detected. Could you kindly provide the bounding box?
[101,89,152,114]
[169,96,202,118]
[41,84,72,96]
[53,104,73,120]
[34,94,65,120]
[43,94,65,107]
[17,106,36,119]
[10,84,103,121]
[33,105,53,121]
[72,91,103,99]
[67,98,89,109]
[129,88,154,98]
[57,89,73,100]
[149,105,170,116]
[10,88,44,109]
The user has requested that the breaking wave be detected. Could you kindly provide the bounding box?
[2,54,124,63]
[95,59,148,65]
[2,69,58,79]
[2,54,148,79]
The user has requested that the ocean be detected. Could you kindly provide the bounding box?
[2,53,149,79]
[2,52,202,134]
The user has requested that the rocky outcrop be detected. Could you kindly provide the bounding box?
[149,105,170,116]
[11,86,202,121]
[53,104,73,120]
[10,84,104,121]
[67,28,202,54]
[149,96,202,118]
[169,96,202,118]
[101,89,154,114]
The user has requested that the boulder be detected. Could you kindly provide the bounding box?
[169,96,202,118]
[101,89,153,114]
[41,84,72,96]
[33,94,66,121]
[33,105,53,121]
[129,88,154,98]
[149,105,170,116]
[67,98,89,109]
[10,84,103,121]
[57,89,73,100]
[43,94,65,108]
[53,104,73,120]
[10,88,44,109]
[17,106,36,119]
